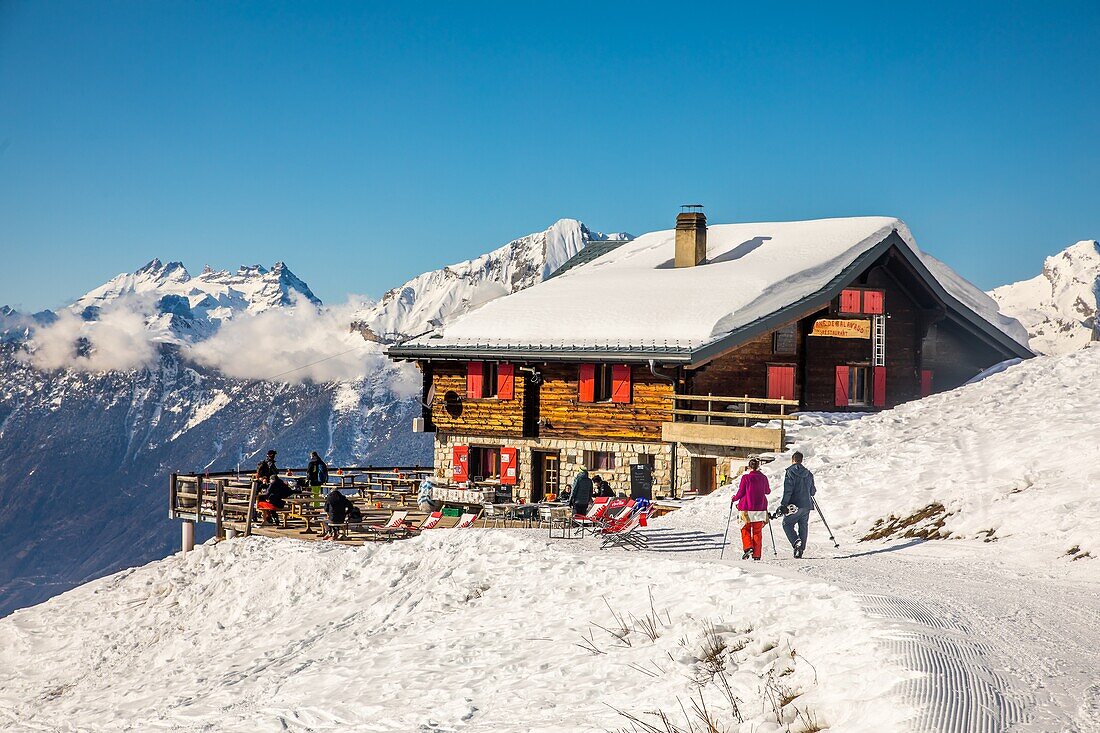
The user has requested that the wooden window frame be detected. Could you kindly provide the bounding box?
[584,450,617,471]
[772,325,797,355]
[468,445,501,481]
[467,361,502,400]
[766,363,797,401]
[847,365,871,406]
[837,288,886,317]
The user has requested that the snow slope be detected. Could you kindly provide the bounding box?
[351,218,631,342]
[671,347,1100,561]
[404,217,1028,353]
[989,240,1100,355]
[0,532,910,732]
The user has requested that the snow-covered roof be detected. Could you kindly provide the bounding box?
[390,217,1031,362]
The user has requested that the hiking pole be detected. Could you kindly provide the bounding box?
[813,499,840,548]
[719,501,735,559]
[766,515,779,557]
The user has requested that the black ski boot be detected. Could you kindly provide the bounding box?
[742,549,753,560]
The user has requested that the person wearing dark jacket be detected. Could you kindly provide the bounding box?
[256,450,278,481]
[569,467,594,516]
[322,490,361,539]
[778,452,816,558]
[258,474,294,525]
[307,451,328,496]
[592,476,615,498]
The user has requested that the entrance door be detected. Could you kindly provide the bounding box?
[531,450,559,502]
[692,457,718,495]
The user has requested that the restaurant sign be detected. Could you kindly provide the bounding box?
[810,319,871,339]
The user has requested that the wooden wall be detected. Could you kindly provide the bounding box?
[429,361,527,438]
[427,361,673,441]
[686,249,940,411]
[538,363,673,441]
[688,327,805,399]
[924,317,1005,390]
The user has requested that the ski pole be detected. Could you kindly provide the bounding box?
[813,499,840,548]
[766,514,779,557]
[719,501,735,559]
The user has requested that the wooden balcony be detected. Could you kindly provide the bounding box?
[661,394,798,451]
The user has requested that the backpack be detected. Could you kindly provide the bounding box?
[347,504,362,523]
[318,463,329,485]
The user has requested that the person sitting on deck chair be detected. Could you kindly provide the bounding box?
[592,475,615,498]
[733,458,770,561]
[569,467,593,517]
[307,451,329,497]
[258,473,293,525]
[776,451,816,559]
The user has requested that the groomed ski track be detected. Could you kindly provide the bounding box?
[638,527,1100,732]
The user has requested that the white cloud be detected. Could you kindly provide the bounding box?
[19,297,159,372]
[184,293,410,385]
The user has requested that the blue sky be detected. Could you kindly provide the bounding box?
[1,1,1097,311]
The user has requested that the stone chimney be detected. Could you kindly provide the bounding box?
[675,205,707,267]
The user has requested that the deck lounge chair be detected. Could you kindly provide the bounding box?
[572,497,611,534]
[455,512,477,529]
[599,510,649,550]
[413,511,443,531]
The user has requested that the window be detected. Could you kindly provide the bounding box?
[772,325,796,354]
[583,450,616,471]
[595,364,614,401]
[838,288,885,316]
[466,361,503,399]
[767,364,796,401]
[481,362,498,398]
[468,446,500,480]
[848,366,870,406]
[579,363,632,403]
[635,453,656,468]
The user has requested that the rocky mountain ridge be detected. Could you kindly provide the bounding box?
[988,240,1100,355]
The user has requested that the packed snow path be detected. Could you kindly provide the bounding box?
[641,527,1100,732]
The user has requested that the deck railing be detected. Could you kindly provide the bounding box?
[662,394,799,452]
[169,465,433,537]
[667,394,799,425]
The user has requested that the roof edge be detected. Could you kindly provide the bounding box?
[686,230,1033,365]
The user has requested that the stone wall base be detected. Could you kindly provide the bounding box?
[434,433,672,501]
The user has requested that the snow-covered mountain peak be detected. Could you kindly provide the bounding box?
[989,239,1100,355]
[352,218,631,342]
[66,259,323,343]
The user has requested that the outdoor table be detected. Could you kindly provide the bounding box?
[286,496,326,534]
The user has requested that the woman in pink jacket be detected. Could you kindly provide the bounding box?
[732,458,771,560]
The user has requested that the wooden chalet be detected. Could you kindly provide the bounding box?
[388,209,1031,499]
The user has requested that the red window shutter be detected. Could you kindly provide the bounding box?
[840,289,861,314]
[466,362,484,399]
[873,366,887,407]
[768,365,796,401]
[611,364,632,403]
[452,445,469,482]
[500,447,518,485]
[864,290,884,314]
[921,369,934,398]
[578,363,596,402]
[497,363,514,400]
[835,366,850,407]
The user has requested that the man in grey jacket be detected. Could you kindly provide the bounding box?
[778,451,816,558]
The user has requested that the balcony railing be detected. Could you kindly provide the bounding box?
[662,394,798,451]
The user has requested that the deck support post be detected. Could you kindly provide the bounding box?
[181,520,195,553]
